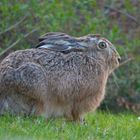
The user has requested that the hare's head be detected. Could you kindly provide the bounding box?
[76,34,121,73]
[36,32,121,73]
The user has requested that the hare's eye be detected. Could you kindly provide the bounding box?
[98,42,107,49]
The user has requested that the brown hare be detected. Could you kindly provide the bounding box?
[0,32,121,122]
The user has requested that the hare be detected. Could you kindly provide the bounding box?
[0,32,121,122]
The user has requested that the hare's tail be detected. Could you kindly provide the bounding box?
[0,66,15,115]
[0,96,8,115]
[0,76,9,115]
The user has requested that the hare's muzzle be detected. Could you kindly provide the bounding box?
[114,47,120,60]
[113,48,121,67]
[117,57,121,63]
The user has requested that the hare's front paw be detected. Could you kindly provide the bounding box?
[64,111,86,124]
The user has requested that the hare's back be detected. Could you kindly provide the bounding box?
[0,49,51,69]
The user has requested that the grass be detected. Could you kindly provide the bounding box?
[0,111,139,140]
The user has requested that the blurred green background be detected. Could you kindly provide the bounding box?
[0,0,140,114]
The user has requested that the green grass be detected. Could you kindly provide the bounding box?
[0,111,139,140]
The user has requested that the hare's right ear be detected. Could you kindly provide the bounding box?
[38,32,69,42]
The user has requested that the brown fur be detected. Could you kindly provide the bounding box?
[0,33,120,122]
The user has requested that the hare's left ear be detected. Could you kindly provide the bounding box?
[35,40,88,54]
[36,32,88,54]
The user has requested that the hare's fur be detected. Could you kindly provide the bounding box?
[0,34,120,121]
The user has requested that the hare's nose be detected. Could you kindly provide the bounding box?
[118,57,121,63]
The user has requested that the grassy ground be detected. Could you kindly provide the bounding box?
[0,111,139,140]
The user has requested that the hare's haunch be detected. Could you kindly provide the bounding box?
[0,32,120,122]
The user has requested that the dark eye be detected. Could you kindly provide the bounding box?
[98,42,107,49]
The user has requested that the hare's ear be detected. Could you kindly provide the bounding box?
[36,41,88,54]
[36,32,88,53]
[89,34,100,38]
[38,32,69,42]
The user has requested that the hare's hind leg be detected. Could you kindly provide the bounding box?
[0,62,47,116]
[14,62,47,116]
[0,86,37,116]
[15,62,47,100]
[0,90,43,116]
